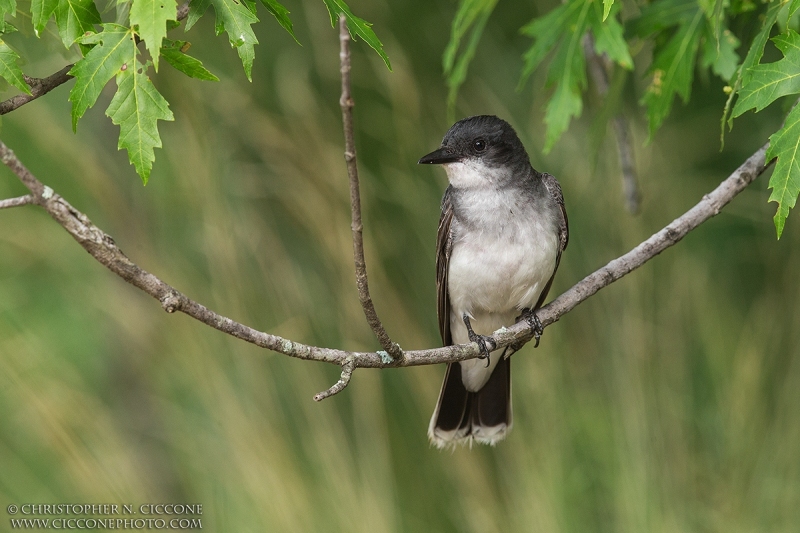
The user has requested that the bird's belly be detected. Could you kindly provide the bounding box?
[447,229,557,317]
[446,218,559,392]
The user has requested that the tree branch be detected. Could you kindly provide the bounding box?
[0,14,773,401]
[0,66,75,116]
[538,143,770,327]
[338,15,403,363]
[0,136,771,386]
[0,2,191,116]
[584,35,641,214]
[0,194,34,209]
[313,356,355,401]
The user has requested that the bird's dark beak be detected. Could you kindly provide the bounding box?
[418,147,461,165]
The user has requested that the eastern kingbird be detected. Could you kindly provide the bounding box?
[418,115,568,448]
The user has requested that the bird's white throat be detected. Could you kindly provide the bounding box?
[443,160,511,189]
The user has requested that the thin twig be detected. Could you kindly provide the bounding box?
[313,357,356,401]
[338,15,403,362]
[0,2,191,116]
[0,136,771,383]
[0,194,34,209]
[538,143,770,327]
[584,35,641,214]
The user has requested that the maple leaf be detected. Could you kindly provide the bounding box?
[0,39,31,95]
[68,24,135,131]
[54,0,101,48]
[106,59,175,183]
[130,0,177,71]
[161,39,219,80]
[322,0,390,70]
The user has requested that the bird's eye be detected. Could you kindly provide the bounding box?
[472,139,487,152]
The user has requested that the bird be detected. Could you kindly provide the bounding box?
[418,115,568,448]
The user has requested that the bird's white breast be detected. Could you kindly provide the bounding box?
[447,188,558,318]
[445,184,559,391]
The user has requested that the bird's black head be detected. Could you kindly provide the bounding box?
[418,115,530,170]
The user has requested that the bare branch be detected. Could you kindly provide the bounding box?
[584,35,641,214]
[0,194,34,209]
[177,1,190,21]
[537,143,770,327]
[313,357,356,401]
[0,18,774,400]
[338,15,403,362]
[0,135,770,383]
[611,116,641,214]
[0,66,74,116]
[0,2,191,116]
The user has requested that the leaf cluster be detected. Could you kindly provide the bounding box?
[0,0,389,183]
[445,0,800,237]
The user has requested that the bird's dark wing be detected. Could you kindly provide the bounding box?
[535,172,569,310]
[437,186,455,346]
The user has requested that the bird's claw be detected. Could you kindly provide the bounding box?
[522,308,544,348]
[462,314,495,367]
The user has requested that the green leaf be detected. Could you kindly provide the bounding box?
[0,39,31,95]
[54,0,101,48]
[185,0,209,31]
[701,26,740,81]
[544,66,584,153]
[520,0,624,150]
[790,0,800,21]
[130,0,177,71]
[641,8,704,138]
[0,20,16,34]
[602,0,613,20]
[542,0,591,152]
[443,0,497,119]
[733,30,800,116]
[68,23,135,131]
[720,67,738,146]
[698,0,724,43]
[0,0,16,18]
[722,0,781,137]
[241,0,256,16]
[209,0,259,81]
[259,0,297,42]
[0,0,14,35]
[322,0,391,70]
[590,2,632,69]
[739,0,781,86]
[31,0,58,37]
[161,38,219,80]
[628,0,697,39]
[443,0,495,73]
[115,0,132,26]
[519,1,580,87]
[69,22,173,182]
[106,59,174,184]
[765,103,800,238]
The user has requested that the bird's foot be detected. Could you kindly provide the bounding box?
[520,308,544,348]
[462,314,495,368]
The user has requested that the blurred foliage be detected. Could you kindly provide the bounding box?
[2,0,799,230]
[1,0,800,532]
[447,0,800,235]
[0,0,387,182]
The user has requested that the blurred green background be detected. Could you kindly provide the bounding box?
[1,0,799,531]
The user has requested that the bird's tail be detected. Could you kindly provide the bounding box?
[428,357,512,448]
